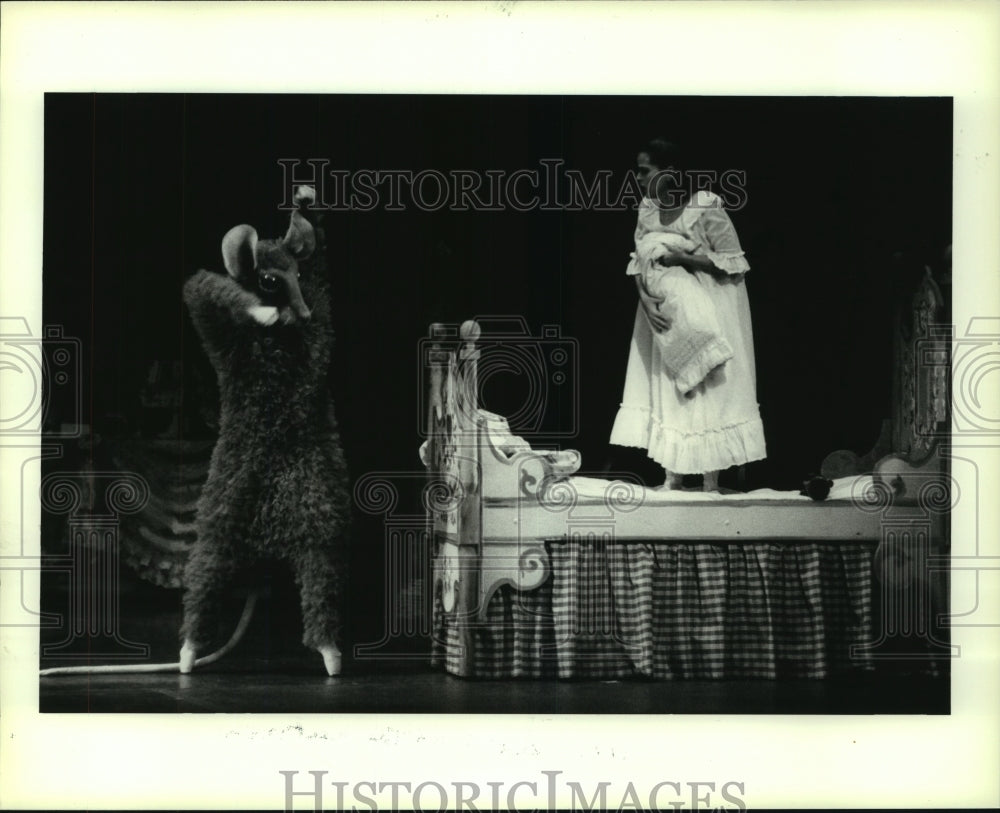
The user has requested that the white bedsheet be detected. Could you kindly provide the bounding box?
[475,412,876,505]
[564,475,874,503]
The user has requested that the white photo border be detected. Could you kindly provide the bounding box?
[1,1,998,809]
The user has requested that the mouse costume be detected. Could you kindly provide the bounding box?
[180,189,349,674]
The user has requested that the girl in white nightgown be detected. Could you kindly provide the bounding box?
[609,140,766,490]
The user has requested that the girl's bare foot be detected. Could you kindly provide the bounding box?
[654,473,684,491]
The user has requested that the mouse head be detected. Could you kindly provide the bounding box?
[221,208,316,322]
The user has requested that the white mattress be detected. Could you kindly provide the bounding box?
[564,475,875,504]
[478,411,878,506]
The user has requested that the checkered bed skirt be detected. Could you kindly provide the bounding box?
[432,540,875,679]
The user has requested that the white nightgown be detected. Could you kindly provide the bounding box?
[609,190,767,475]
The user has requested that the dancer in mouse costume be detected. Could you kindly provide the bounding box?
[180,186,349,676]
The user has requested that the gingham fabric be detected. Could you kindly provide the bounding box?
[432,540,875,679]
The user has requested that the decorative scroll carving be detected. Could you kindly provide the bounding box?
[478,542,551,620]
[421,285,954,674]
[422,473,465,516]
[483,426,582,502]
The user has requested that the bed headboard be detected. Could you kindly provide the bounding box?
[422,321,484,631]
[422,319,582,633]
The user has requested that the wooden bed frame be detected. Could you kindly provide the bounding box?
[421,269,951,679]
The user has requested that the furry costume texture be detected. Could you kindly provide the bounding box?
[180,198,349,664]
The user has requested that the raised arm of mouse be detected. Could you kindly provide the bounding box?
[183,267,269,363]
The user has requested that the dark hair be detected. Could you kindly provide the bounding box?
[640,138,686,173]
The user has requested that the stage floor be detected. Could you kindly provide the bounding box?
[39,659,948,714]
[37,575,950,714]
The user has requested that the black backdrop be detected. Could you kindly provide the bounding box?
[42,94,951,649]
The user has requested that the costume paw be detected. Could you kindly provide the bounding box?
[318,644,342,676]
[179,641,197,674]
[249,305,279,326]
[294,185,316,207]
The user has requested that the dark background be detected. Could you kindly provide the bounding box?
[41,94,952,654]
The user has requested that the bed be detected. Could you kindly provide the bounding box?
[420,268,951,679]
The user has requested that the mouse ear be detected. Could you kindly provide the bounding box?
[222,224,259,282]
[282,210,315,260]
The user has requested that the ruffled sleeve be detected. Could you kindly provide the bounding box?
[689,191,751,276]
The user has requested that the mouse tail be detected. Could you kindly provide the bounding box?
[39,591,259,677]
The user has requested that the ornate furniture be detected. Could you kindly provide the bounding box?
[421,270,950,679]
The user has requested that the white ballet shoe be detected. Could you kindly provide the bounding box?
[179,641,197,674]
[318,644,342,676]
